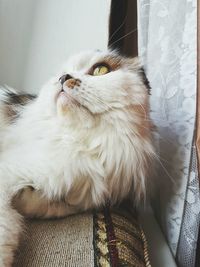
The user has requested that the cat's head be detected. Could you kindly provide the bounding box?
[39,50,150,126]
[37,50,153,204]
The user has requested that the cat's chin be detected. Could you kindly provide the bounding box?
[57,90,77,115]
[56,90,92,116]
[58,91,78,106]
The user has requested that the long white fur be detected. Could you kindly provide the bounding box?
[0,50,154,266]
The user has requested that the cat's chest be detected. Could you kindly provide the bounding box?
[2,129,97,169]
[2,123,127,186]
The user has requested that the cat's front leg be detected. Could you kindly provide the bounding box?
[0,188,23,267]
[13,187,79,219]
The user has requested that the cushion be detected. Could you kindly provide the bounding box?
[14,203,151,267]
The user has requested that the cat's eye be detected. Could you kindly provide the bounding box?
[92,64,110,76]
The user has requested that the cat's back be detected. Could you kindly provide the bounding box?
[0,87,36,130]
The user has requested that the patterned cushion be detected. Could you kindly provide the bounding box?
[93,205,151,267]
[14,204,151,267]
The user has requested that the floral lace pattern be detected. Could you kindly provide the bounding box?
[138,0,197,257]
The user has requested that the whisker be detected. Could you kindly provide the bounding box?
[151,152,175,184]
[131,98,148,120]
[109,28,137,48]
[132,121,176,146]
[109,15,127,43]
[82,90,115,112]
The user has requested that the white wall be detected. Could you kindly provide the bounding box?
[0,0,110,93]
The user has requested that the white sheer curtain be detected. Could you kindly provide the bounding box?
[138,0,197,265]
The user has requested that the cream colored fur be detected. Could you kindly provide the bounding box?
[0,50,154,266]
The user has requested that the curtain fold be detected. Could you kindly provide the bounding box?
[195,1,200,266]
[197,0,200,173]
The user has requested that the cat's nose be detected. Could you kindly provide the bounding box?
[59,74,73,85]
[59,74,81,89]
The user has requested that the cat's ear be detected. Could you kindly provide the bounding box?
[124,57,151,94]
[124,56,141,71]
[139,67,151,95]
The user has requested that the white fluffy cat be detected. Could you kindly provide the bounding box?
[0,50,154,266]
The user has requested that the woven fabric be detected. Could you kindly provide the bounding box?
[14,205,150,267]
[14,213,94,267]
[93,205,151,267]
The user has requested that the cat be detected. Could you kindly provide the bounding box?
[0,50,154,266]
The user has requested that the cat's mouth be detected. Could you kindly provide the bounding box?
[57,87,92,114]
[58,88,81,106]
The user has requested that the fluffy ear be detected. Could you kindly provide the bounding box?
[138,67,151,95]
[123,56,141,70]
[123,57,151,95]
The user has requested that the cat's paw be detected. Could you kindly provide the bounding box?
[13,186,76,218]
[0,247,15,267]
[0,204,22,267]
[13,186,48,218]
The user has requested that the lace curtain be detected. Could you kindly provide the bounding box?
[138,0,198,266]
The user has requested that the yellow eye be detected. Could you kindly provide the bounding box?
[92,65,109,76]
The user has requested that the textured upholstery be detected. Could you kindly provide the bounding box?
[14,213,94,267]
[14,206,150,267]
